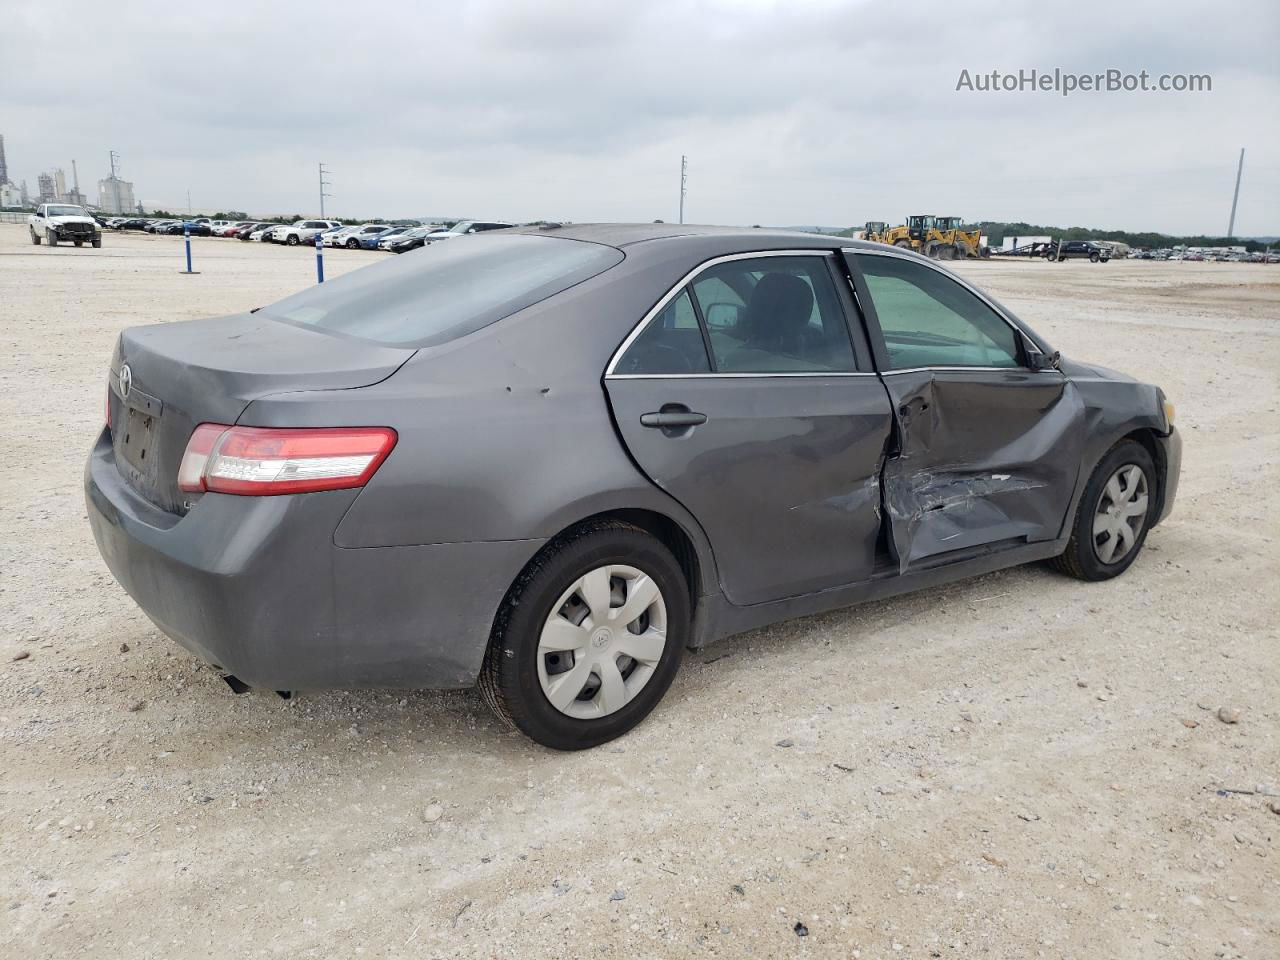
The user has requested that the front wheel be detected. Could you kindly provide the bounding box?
[92,237,102,248]
[479,521,688,750]
[1090,252,1100,262]
[346,238,359,249]
[30,229,41,245]
[286,234,299,246]
[46,229,58,247]
[1049,440,1156,581]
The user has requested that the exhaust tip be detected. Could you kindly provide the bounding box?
[222,674,251,695]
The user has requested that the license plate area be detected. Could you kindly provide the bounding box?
[119,407,158,474]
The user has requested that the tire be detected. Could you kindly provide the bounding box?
[92,238,102,248]
[286,234,299,246]
[1090,252,1100,263]
[346,238,359,249]
[47,229,58,247]
[1046,252,1057,261]
[74,240,83,247]
[1049,439,1157,582]
[30,229,40,246]
[894,239,913,249]
[980,246,991,259]
[478,520,689,750]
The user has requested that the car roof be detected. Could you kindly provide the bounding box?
[507,222,880,253]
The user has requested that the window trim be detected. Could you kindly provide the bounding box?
[606,250,877,379]
[844,247,1060,375]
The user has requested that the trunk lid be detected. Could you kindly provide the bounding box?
[109,313,413,513]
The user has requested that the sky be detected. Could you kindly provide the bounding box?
[2,0,1277,235]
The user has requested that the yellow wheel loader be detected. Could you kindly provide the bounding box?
[928,216,991,259]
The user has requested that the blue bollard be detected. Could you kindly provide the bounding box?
[181,223,199,275]
[315,231,325,283]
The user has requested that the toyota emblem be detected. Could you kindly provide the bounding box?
[119,364,132,399]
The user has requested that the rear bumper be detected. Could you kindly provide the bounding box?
[84,429,543,690]
[1155,426,1182,525]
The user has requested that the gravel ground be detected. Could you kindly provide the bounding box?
[1,224,1277,959]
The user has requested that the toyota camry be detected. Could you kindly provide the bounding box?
[86,224,1181,749]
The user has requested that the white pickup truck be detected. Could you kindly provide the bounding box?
[29,203,102,248]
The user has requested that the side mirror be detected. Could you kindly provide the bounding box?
[1027,347,1061,371]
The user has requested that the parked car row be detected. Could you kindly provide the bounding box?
[101,215,516,253]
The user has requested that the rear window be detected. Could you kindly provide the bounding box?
[259,234,624,347]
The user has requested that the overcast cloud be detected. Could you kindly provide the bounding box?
[2,0,1276,234]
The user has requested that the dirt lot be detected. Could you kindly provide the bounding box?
[1,224,1277,959]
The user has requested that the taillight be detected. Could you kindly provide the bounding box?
[178,425,397,496]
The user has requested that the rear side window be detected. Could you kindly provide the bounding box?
[261,234,623,347]
[692,256,857,373]
[614,289,710,374]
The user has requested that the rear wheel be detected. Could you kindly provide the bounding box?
[30,229,40,245]
[1049,440,1156,581]
[894,239,913,249]
[479,521,688,750]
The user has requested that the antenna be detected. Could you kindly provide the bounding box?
[679,155,687,225]
[319,162,333,218]
[1227,148,1245,238]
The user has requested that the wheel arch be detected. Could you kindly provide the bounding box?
[1116,426,1169,520]
[496,504,721,651]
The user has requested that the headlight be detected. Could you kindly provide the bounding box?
[1162,399,1176,427]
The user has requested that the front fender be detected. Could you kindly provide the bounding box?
[1060,360,1172,534]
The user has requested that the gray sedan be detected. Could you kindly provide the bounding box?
[86,224,1181,749]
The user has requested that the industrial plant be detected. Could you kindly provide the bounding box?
[0,134,139,214]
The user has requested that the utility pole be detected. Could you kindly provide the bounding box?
[1227,147,1245,238]
[109,150,121,215]
[319,162,333,218]
[186,189,192,216]
[679,155,687,225]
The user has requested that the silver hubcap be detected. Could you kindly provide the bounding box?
[537,564,667,719]
[1093,464,1149,564]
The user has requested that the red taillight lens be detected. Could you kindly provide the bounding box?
[177,425,397,496]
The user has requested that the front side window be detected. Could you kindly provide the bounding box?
[691,256,857,373]
[856,255,1022,369]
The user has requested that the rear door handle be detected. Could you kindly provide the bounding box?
[640,411,707,428]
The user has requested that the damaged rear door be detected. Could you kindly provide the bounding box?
[845,250,1085,571]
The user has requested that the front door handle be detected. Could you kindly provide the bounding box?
[640,411,707,428]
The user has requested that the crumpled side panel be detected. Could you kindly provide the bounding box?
[881,372,1086,572]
